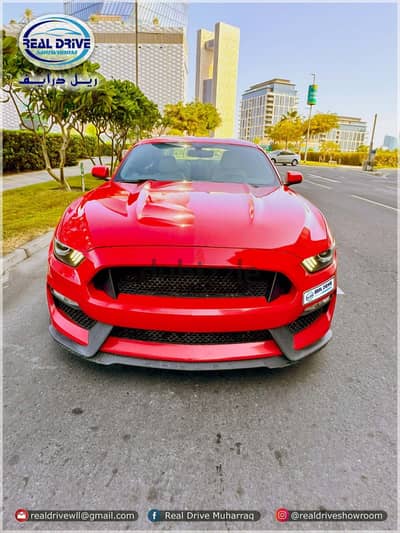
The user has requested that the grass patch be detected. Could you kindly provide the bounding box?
[3,174,103,255]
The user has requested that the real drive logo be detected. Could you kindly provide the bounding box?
[18,14,95,70]
[303,277,335,305]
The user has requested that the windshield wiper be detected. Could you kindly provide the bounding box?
[117,177,164,183]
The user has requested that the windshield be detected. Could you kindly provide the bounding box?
[114,142,280,187]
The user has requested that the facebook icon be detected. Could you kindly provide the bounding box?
[148,509,161,522]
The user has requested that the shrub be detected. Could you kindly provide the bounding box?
[99,141,113,156]
[301,151,365,166]
[71,135,113,158]
[2,130,112,173]
[374,149,398,168]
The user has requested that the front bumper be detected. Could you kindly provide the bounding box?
[47,245,337,370]
[49,322,332,370]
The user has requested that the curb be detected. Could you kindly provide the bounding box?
[2,230,54,274]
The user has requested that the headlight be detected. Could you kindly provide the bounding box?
[53,238,84,267]
[302,246,335,273]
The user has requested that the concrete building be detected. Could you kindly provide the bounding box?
[239,79,298,142]
[88,20,187,111]
[2,19,187,129]
[383,135,398,150]
[64,1,188,29]
[195,22,240,138]
[310,116,367,152]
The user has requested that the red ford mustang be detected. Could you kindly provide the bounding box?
[47,137,337,370]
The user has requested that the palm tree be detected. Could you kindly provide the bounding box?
[21,8,33,23]
[279,110,304,150]
[281,110,301,121]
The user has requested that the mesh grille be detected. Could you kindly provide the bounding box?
[95,267,291,299]
[54,298,96,330]
[288,304,329,334]
[112,327,273,345]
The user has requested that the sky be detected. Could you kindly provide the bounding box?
[2,1,398,145]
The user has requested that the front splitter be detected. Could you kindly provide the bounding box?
[49,324,332,371]
[89,351,293,370]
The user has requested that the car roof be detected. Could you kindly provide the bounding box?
[137,136,259,148]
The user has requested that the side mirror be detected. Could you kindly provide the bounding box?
[285,171,302,185]
[91,166,110,179]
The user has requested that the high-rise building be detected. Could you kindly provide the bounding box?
[64,1,188,29]
[195,22,240,138]
[88,20,187,111]
[383,135,398,150]
[239,79,298,142]
[311,116,367,152]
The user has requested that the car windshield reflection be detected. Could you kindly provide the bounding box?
[114,142,280,186]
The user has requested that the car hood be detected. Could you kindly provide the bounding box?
[58,180,329,256]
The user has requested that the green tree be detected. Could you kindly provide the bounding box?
[163,101,221,136]
[2,33,105,189]
[75,79,160,169]
[73,82,116,166]
[266,113,304,149]
[281,110,301,121]
[307,113,339,136]
[320,141,340,161]
[103,80,159,166]
[153,115,175,136]
[357,144,369,152]
[23,9,33,22]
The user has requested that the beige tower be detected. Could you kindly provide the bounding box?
[195,22,240,138]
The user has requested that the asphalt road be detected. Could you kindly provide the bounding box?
[3,165,397,531]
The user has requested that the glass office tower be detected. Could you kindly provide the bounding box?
[64,1,188,29]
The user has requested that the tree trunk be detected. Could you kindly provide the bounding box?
[96,133,103,165]
[110,138,114,172]
[58,129,71,191]
[8,88,69,189]
[77,129,97,165]
[40,133,64,185]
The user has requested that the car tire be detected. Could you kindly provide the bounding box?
[291,159,298,166]
[271,158,276,164]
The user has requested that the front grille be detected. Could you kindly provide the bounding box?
[288,304,329,334]
[112,327,273,345]
[54,298,96,330]
[94,267,291,300]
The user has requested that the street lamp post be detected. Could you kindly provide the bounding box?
[303,73,316,163]
[135,0,139,88]
[367,113,377,170]
[134,0,140,142]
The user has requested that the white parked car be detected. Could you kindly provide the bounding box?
[269,150,300,166]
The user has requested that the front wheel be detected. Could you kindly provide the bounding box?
[271,158,276,164]
[291,159,298,166]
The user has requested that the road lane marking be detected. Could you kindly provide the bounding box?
[351,194,398,212]
[337,287,344,295]
[308,174,341,183]
[305,180,332,190]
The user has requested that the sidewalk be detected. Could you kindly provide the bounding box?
[1,158,111,191]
